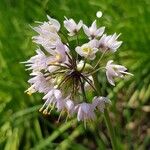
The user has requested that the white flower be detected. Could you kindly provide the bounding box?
[64,17,83,36]
[83,20,105,39]
[32,16,61,50]
[33,15,60,34]
[56,99,66,112]
[106,60,133,86]
[47,15,61,31]
[40,88,62,114]
[75,102,95,122]
[26,72,52,95]
[23,49,48,71]
[33,32,61,51]
[65,99,75,115]
[98,33,122,52]
[75,40,98,60]
[92,96,111,112]
[47,41,68,64]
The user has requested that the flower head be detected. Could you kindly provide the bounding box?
[106,60,133,86]
[64,17,83,36]
[83,20,105,39]
[23,14,133,126]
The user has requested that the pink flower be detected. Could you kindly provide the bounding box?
[64,17,83,36]
[27,72,52,94]
[75,40,98,60]
[23,49,48,71]
[92,96,111,112]
[98,33,122,52]
[65,99,75,115]
[75,102,95,122]
[47,41,68,64]
[83,20,105,39]
[106,60,133,86]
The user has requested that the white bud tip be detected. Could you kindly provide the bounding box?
[96,11,103,18]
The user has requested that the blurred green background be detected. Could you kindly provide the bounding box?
[0,0,150,149]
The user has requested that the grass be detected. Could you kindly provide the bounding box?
[0,0,149,149]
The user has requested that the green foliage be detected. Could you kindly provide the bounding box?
[0,0,149,149]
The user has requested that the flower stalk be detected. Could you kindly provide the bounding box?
[93,74,118,150]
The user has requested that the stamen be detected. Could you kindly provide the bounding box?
[48,103,55,115]
[84,119,87,129]
[57,111,63,123]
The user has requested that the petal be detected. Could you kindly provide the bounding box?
[106,70,115,86]
[54,89,62,99]
[47,15,60,31]
[96,26,105,37]
[91,20,97,32]
[83,25,90,37]
[77,20,83,30]
[75,46,83,56]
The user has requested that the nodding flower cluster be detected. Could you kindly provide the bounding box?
[23,15,133,125]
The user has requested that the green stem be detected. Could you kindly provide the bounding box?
[104,109,118,150]
[93,74,118,150]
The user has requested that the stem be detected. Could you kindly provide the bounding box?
[79,77,87,101]
[104,109,118,150]
[86,67,105,76]
[93,74,118,150]
[94,49,107,69]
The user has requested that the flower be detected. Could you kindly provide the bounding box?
[83,20,105,39]
[47,41,68,64]
[98,33,122,52]
[106,60,133,86]
[92,96,111,112]
[75,40,98,60]
[26,72,52,95]
[23,49,48,71]
[64,17,83,36]
[32,16,61,51]
[33,15,60,34]
[40,88,62,114]
[75,102,95,122]
[33,31,60,51]
[65,99,75,116]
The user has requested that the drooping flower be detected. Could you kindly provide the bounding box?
[83,20,105,39]
[106,60,133,86]
[92,96,111,112]
[65,99,75,116]
[75,40,98,60]
[40,88,62,114]
[75,102,96,122]
[98,33,122,52]
[64,17,83,36]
